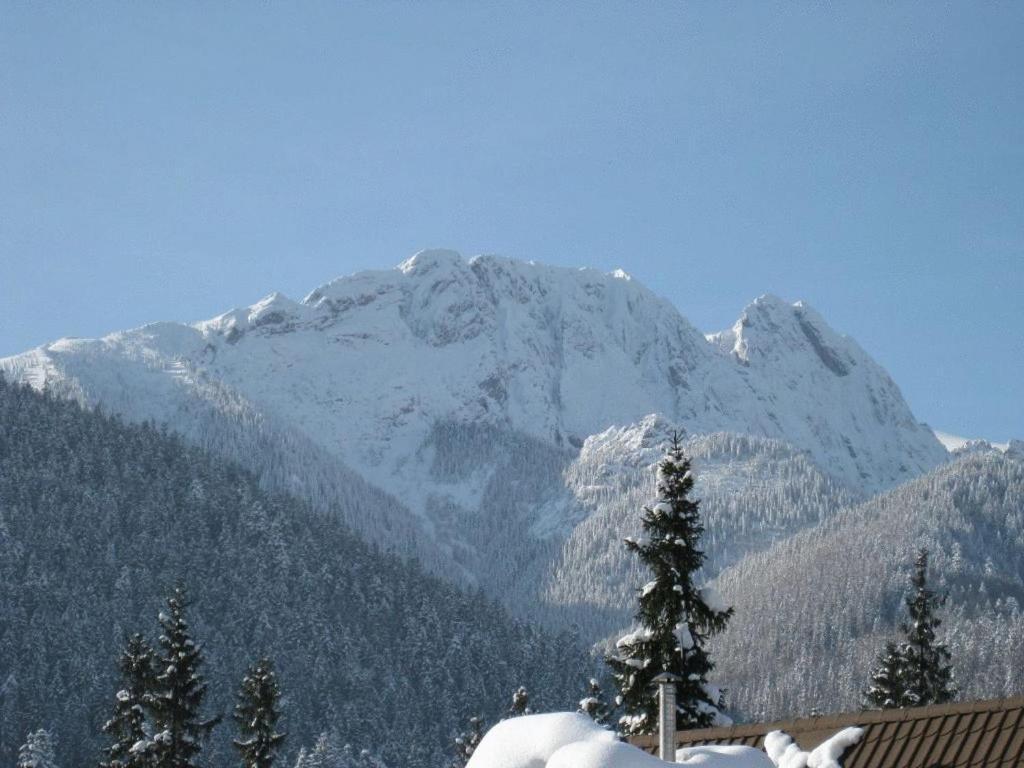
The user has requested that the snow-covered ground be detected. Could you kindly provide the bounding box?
[465,713,862,768]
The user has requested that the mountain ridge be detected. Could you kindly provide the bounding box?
[0,250,949,612]
[1,250,946,488]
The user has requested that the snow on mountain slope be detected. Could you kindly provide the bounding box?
[537,417,859,638]
[711,448,1024,722]
[933,429,1012,453]
[706,294,946,488]
[0,250,947,599]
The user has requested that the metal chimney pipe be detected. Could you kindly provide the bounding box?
[652,672,682,762]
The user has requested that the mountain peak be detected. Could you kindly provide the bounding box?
[398,248,466,275]
[710,292,854,378]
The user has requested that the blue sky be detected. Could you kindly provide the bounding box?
[1,2,1021,440]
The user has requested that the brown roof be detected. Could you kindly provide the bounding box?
[629,697,1024,767]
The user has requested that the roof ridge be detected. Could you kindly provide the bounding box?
[629,695,1024,748]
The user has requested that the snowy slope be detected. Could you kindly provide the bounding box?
[705,293,947,488]
[537,418,859,637]
[0,250,947,597]
[711,448,1024,721]
[933,429,1012,453]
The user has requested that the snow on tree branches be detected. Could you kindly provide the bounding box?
[100,634,158,768]
[148,585,221,768]
[606,432,733,735]
[864,549,956,709]
[577,679,610,726]
[508,687,531,718]
[451,716,484,768]
[233,657,286,768]
[16,730,58,768]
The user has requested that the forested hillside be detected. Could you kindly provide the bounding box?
[711,450,1024,721]
[0,378,588,768]
[539,418,858,638]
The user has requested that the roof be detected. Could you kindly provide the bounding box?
[629,696,1024,767]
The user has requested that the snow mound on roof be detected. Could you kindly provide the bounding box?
[466,712,616,768]
[764,727,864,768]
[678,745,774,767]
[466,712,820,768]
[547,741,666,768]
[548,742,772,768]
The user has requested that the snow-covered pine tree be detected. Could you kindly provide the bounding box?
[17,729,58,768]
[149,585,220,768]
[233,657,286,768]
[606,432,733,735]
[101,634,158,768]
[900,549,956,706]
[451,716,483,768]
[295,732,337,768]
[577,678,610,726]
[507,686,530,717]
[862,641,908,710]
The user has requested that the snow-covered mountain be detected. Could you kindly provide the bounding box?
[0,250,948,609]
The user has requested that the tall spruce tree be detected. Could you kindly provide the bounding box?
[233,658,286,768]
[901,549,956,706]
[149,585,220,768]
[864,549,956,709]
[101,634,158,768]
[606,433,733,735]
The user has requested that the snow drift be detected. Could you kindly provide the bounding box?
[466,713,861,768]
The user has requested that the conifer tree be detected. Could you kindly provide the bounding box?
[577,678,610,726]
[864,549,956,709]
[863,641,908,710]
[233,657,286,768]
[507,686,530,718]
[17,729,58,768]
[606,433,733,735]
[295,732,337,768]
[901,549,956,706]
[149,585,220,768]
[451,716,483,768]
[101,634,158,768]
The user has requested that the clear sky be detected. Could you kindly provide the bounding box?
[1,2,1021,441]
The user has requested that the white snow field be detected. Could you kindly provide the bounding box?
[465,713,616,768]
[466,713,862,768]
